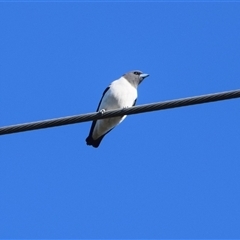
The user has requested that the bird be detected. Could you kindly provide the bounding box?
[85,70,149,148]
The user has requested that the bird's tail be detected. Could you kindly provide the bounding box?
[86,135,104,148]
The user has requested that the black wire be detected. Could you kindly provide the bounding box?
[1,89,240,136]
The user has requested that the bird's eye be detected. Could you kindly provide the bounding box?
[134,71,140,75]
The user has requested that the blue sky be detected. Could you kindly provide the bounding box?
[1,1,240,239]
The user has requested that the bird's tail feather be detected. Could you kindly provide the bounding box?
[86,135,104,148]
[85,128,113,148]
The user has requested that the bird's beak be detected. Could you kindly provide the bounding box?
[140,73,149,79]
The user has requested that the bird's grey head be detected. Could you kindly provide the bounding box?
[123,70,149,88]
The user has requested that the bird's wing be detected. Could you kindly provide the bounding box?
[86,87,110,147]
[95,87,110,112]
[133,99,137,106]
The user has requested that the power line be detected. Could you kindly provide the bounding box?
[0,89,240,136]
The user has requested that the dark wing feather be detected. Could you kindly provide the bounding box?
[95,87,110,112]
[86,87,110,148]
[133,99,137,106]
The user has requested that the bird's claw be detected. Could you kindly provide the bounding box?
[99,109,106,115]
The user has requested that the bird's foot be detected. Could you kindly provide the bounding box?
[99,109,106,115]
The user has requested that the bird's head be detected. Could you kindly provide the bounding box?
[123,70,149,88]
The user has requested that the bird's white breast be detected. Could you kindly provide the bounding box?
[99,77,137,111]
[92,77,137,140]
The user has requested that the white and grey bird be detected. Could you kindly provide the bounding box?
[86,70,149,148]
